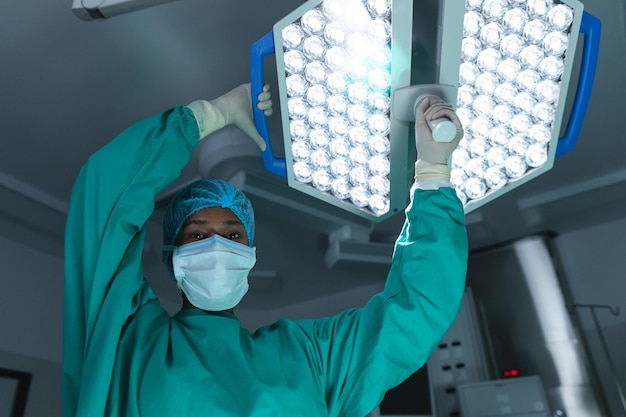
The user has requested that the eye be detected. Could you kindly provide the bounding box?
[226,231,242,240]
[189,232,208,240]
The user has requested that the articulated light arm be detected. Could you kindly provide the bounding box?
[72,0,177,20]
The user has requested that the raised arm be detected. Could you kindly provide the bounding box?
[63,84,271,417]
[63,106,199,416]
[294,97,468,417]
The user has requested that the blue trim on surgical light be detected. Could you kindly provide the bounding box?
[250,31,287,178]
[556,11,601,157]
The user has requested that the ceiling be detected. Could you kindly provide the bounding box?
[1,0,625,311]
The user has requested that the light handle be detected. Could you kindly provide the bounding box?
[250,31,287,178]
[555,11,601,157]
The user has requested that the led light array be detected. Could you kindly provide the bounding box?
[451,0,575,206]
[281,0,394,217]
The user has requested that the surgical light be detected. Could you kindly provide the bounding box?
[437,0,601,211]
[251,0,413,222]
[251,0,600,219]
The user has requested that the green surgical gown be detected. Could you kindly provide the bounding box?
[63,106,468,417]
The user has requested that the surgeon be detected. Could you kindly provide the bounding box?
[63,82,467,417]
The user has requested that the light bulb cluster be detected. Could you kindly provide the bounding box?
[452,0,574,205]
[281,0,393,216]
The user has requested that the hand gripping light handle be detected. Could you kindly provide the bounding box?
[414,95,457,143]
[555,11,601,157]
[250,31,287,178]
[392,84,459,142]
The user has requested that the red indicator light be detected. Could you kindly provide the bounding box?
[503,368,519,378]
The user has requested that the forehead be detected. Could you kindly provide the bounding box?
[184,207,242,225]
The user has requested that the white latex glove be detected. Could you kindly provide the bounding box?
[187,83,272,151]
[414,97,463,181]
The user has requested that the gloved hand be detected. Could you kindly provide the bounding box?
[414,97,463,181]
[187,83,272,151]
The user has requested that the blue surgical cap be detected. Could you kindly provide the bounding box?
[162,179,255,264]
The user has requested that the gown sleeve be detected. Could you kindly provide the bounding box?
[62,107,200,417]
[298,186,468,417]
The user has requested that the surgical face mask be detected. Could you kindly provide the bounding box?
[172,235,256,311]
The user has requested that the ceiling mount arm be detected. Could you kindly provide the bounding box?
[71,0,178,21]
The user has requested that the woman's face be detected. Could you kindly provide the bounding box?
[174,206,249,312]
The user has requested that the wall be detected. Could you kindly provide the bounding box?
[0,235,64,417]
[554,218,626,417]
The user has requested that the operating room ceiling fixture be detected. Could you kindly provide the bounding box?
[251,0,600,221]
[71,0,177,20]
